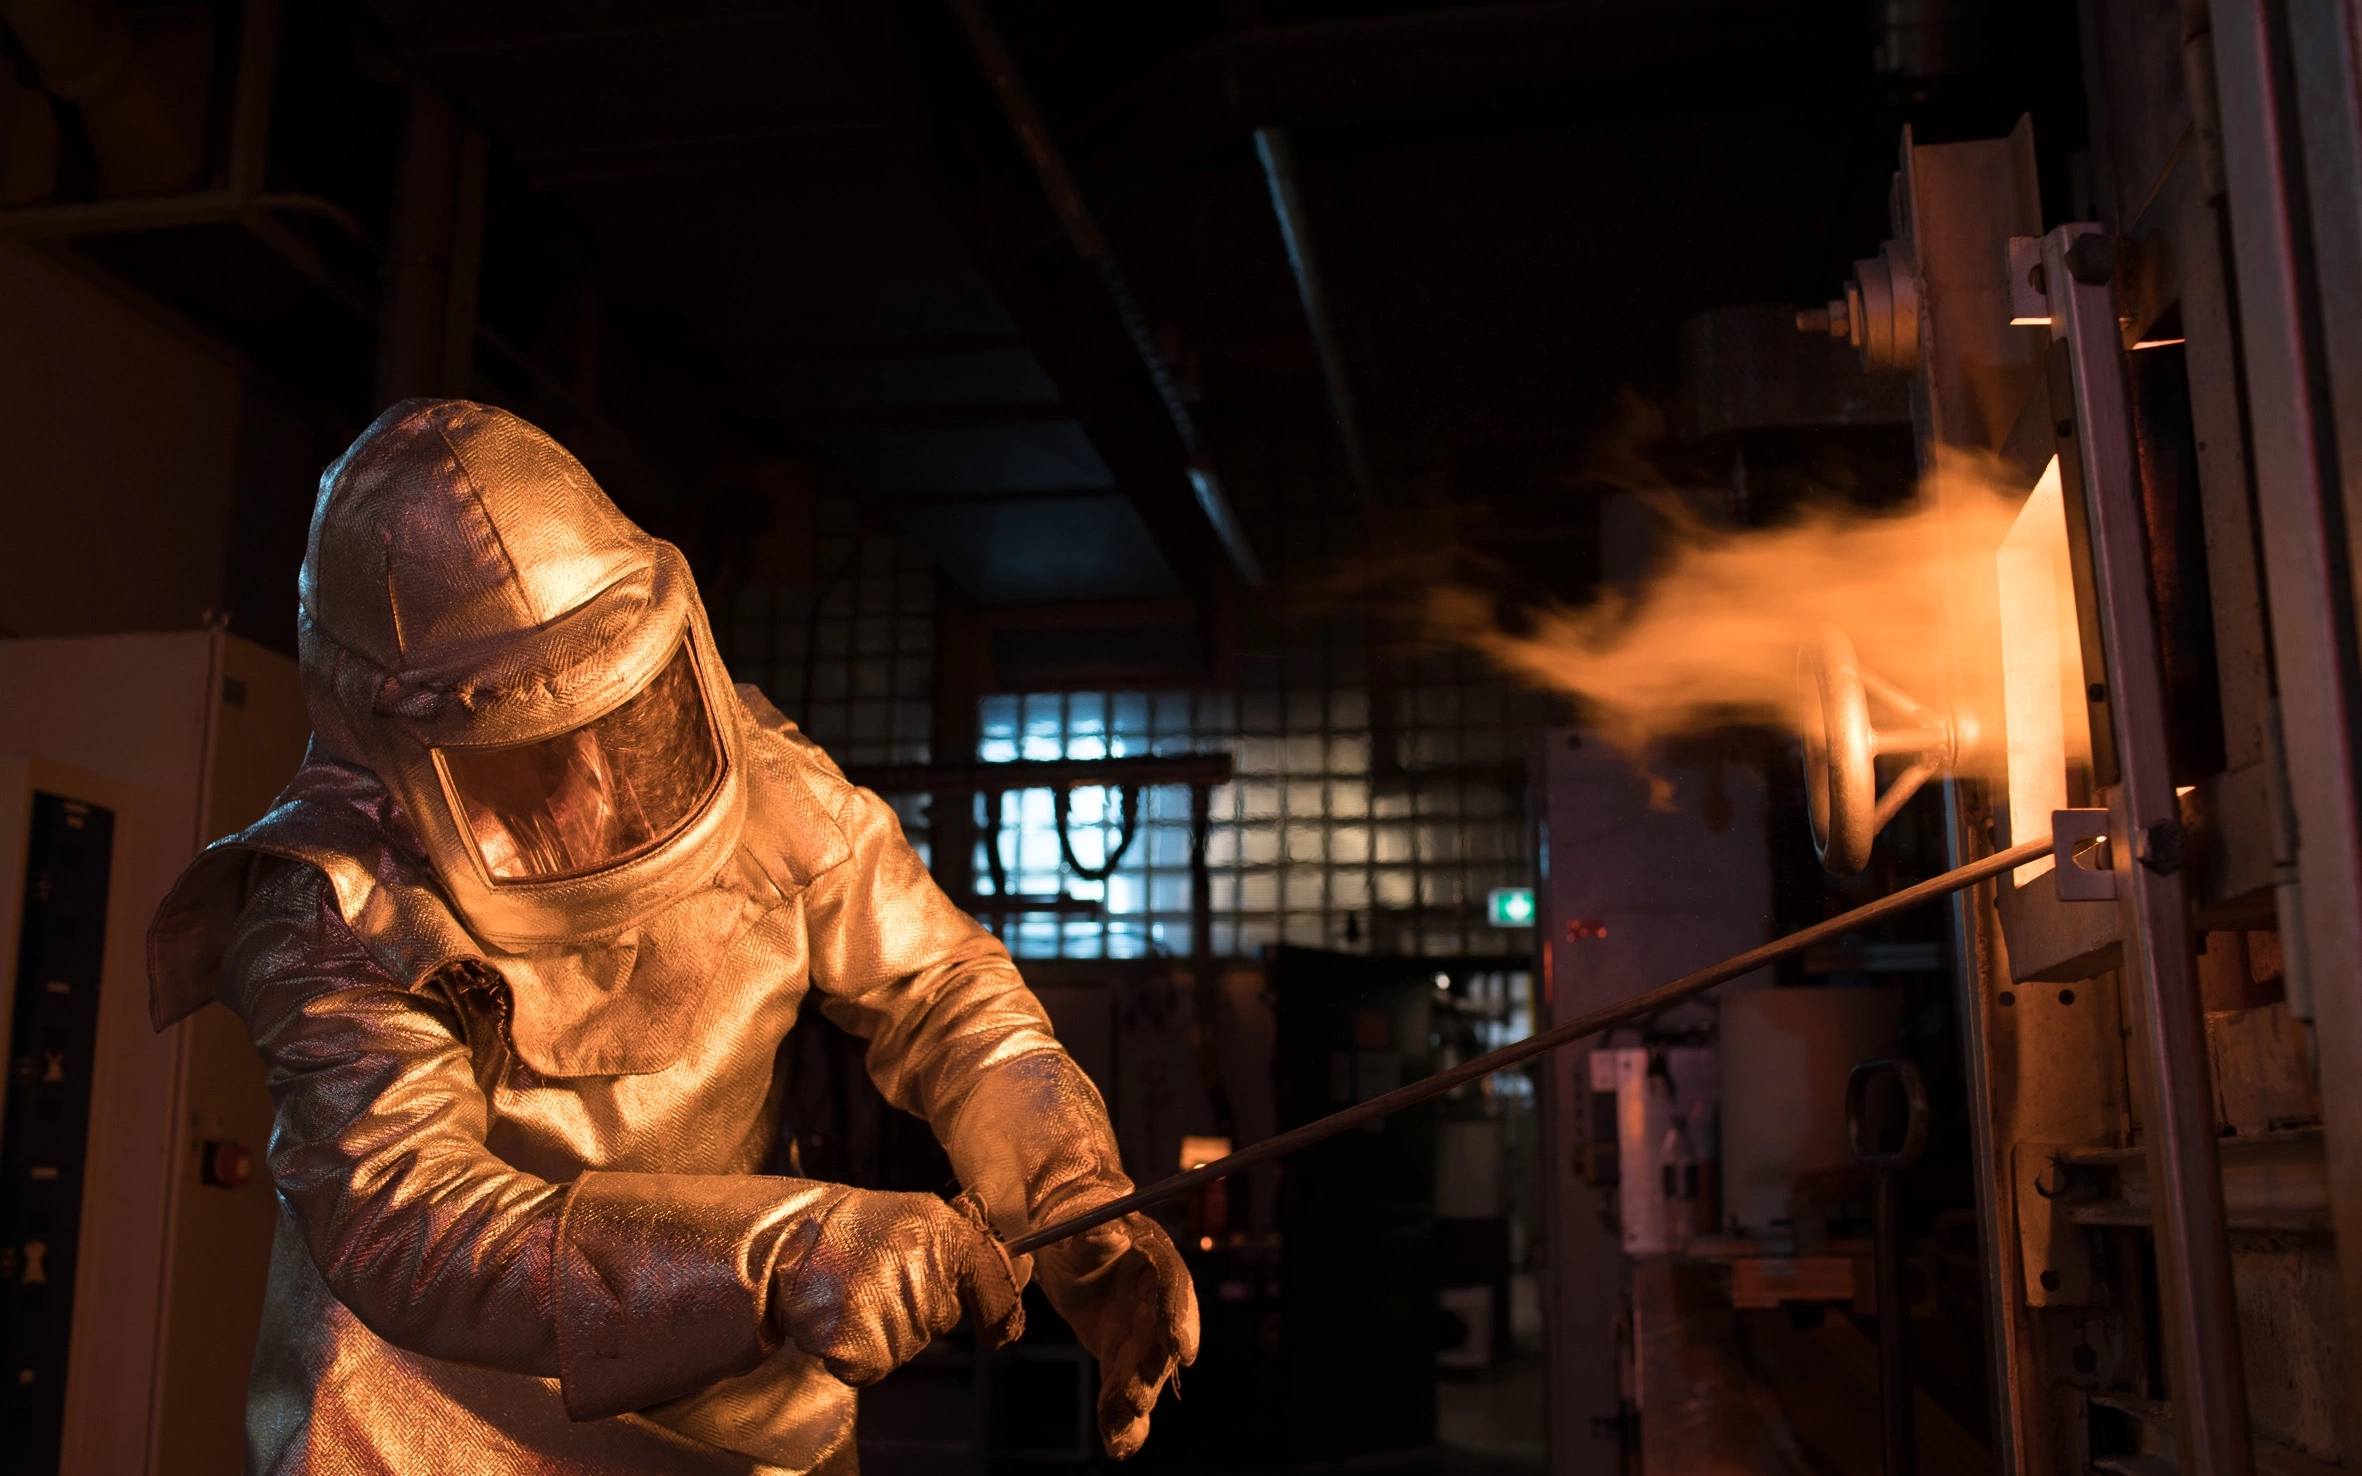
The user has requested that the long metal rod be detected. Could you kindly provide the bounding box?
[2050,225,2251,1476]
[944,0,1264,586]
[1009,834,2052,1255]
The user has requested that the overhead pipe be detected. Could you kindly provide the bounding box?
[1079,3,1851,185]
[0,0,366,322]
[0,0,634,490]
[0,0,198,194]
[944,0,1264,587]
[1253,126,1378,509]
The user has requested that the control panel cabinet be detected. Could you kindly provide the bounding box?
[0,631,308,1476]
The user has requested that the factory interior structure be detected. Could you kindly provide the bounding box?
[2,1,2360,1474]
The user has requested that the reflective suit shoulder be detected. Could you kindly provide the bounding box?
[151,695,866,1076]
[730,683,855,894]
[147,747,478,1032]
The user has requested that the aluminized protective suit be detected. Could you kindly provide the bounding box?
[147,399,1197,1474]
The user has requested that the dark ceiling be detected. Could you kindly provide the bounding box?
[31,0,2088,668]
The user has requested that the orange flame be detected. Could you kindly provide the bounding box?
[1426,448,2024,798]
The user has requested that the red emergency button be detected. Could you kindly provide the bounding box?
[201,1140,253,1190]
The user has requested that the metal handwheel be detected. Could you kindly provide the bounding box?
[1798,624,1956,876]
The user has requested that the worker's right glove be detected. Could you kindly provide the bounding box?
[774,1187,1031,1386]
[1035,1209,1200,1459]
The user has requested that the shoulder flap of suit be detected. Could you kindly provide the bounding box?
[150,695,865,1079]
[734,683,855,889]
[146,750,479,1032]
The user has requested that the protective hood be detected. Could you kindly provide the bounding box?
[298,398,746,948]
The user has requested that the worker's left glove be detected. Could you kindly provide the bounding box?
[1034,1210,1200,1459]
[928,1048,1199,1456]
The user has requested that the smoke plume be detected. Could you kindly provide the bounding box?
[1426,448,2021,783]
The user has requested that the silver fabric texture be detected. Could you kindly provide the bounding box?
[143,401,1196,1473]
[297,398,749,948]
[173,700,1070,1472]
[931,1057,1201,1456]
[1037,1213,1199,1458]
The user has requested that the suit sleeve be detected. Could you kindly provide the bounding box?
[799,782,1137,1237]
[226,857,846,1419]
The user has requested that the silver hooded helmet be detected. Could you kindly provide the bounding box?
[298,398,747,948]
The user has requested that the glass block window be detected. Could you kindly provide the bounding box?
[972,618,1547,961]
[715,525,936,839]
[1447,967,1538,1104]
[974,691,1217,961]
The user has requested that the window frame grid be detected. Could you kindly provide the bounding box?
[974,627,1540,962]
[717,526,937,846]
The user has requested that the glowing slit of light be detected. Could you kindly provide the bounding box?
[1996,455,2095,887]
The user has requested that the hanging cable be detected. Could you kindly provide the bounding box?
[981,789,1009,897]
[1054,784,1142,882]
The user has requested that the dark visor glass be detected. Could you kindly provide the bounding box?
[440,643,721,883]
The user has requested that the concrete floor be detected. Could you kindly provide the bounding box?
[1438,1357,1548,1464]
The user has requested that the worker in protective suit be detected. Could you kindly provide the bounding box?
[147,398,1197,1473]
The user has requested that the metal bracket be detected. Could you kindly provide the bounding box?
[2053,808,2116,900]
[2015,1143,2096,1305]
[2007,235,2050,324]
[2139,817,2187,876]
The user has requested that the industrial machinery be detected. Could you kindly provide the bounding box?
[1761,45,2356,1472]
[1517,7,2362,1468]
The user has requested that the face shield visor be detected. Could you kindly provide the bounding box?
[437,643,723,884]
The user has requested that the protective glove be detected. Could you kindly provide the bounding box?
[774,1187,1032,1386]
[1035,1211,1201,1458]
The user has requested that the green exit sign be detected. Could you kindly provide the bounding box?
[1487,887,1536,927]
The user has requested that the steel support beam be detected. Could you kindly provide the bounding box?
[2047,222,2252,1476]
[845,754,1234,794]
[1903,120,2049,1476]
[945,0,1264,587]
[2207,0,2362,1426]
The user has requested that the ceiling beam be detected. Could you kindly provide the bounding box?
[946,0,1264,588]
